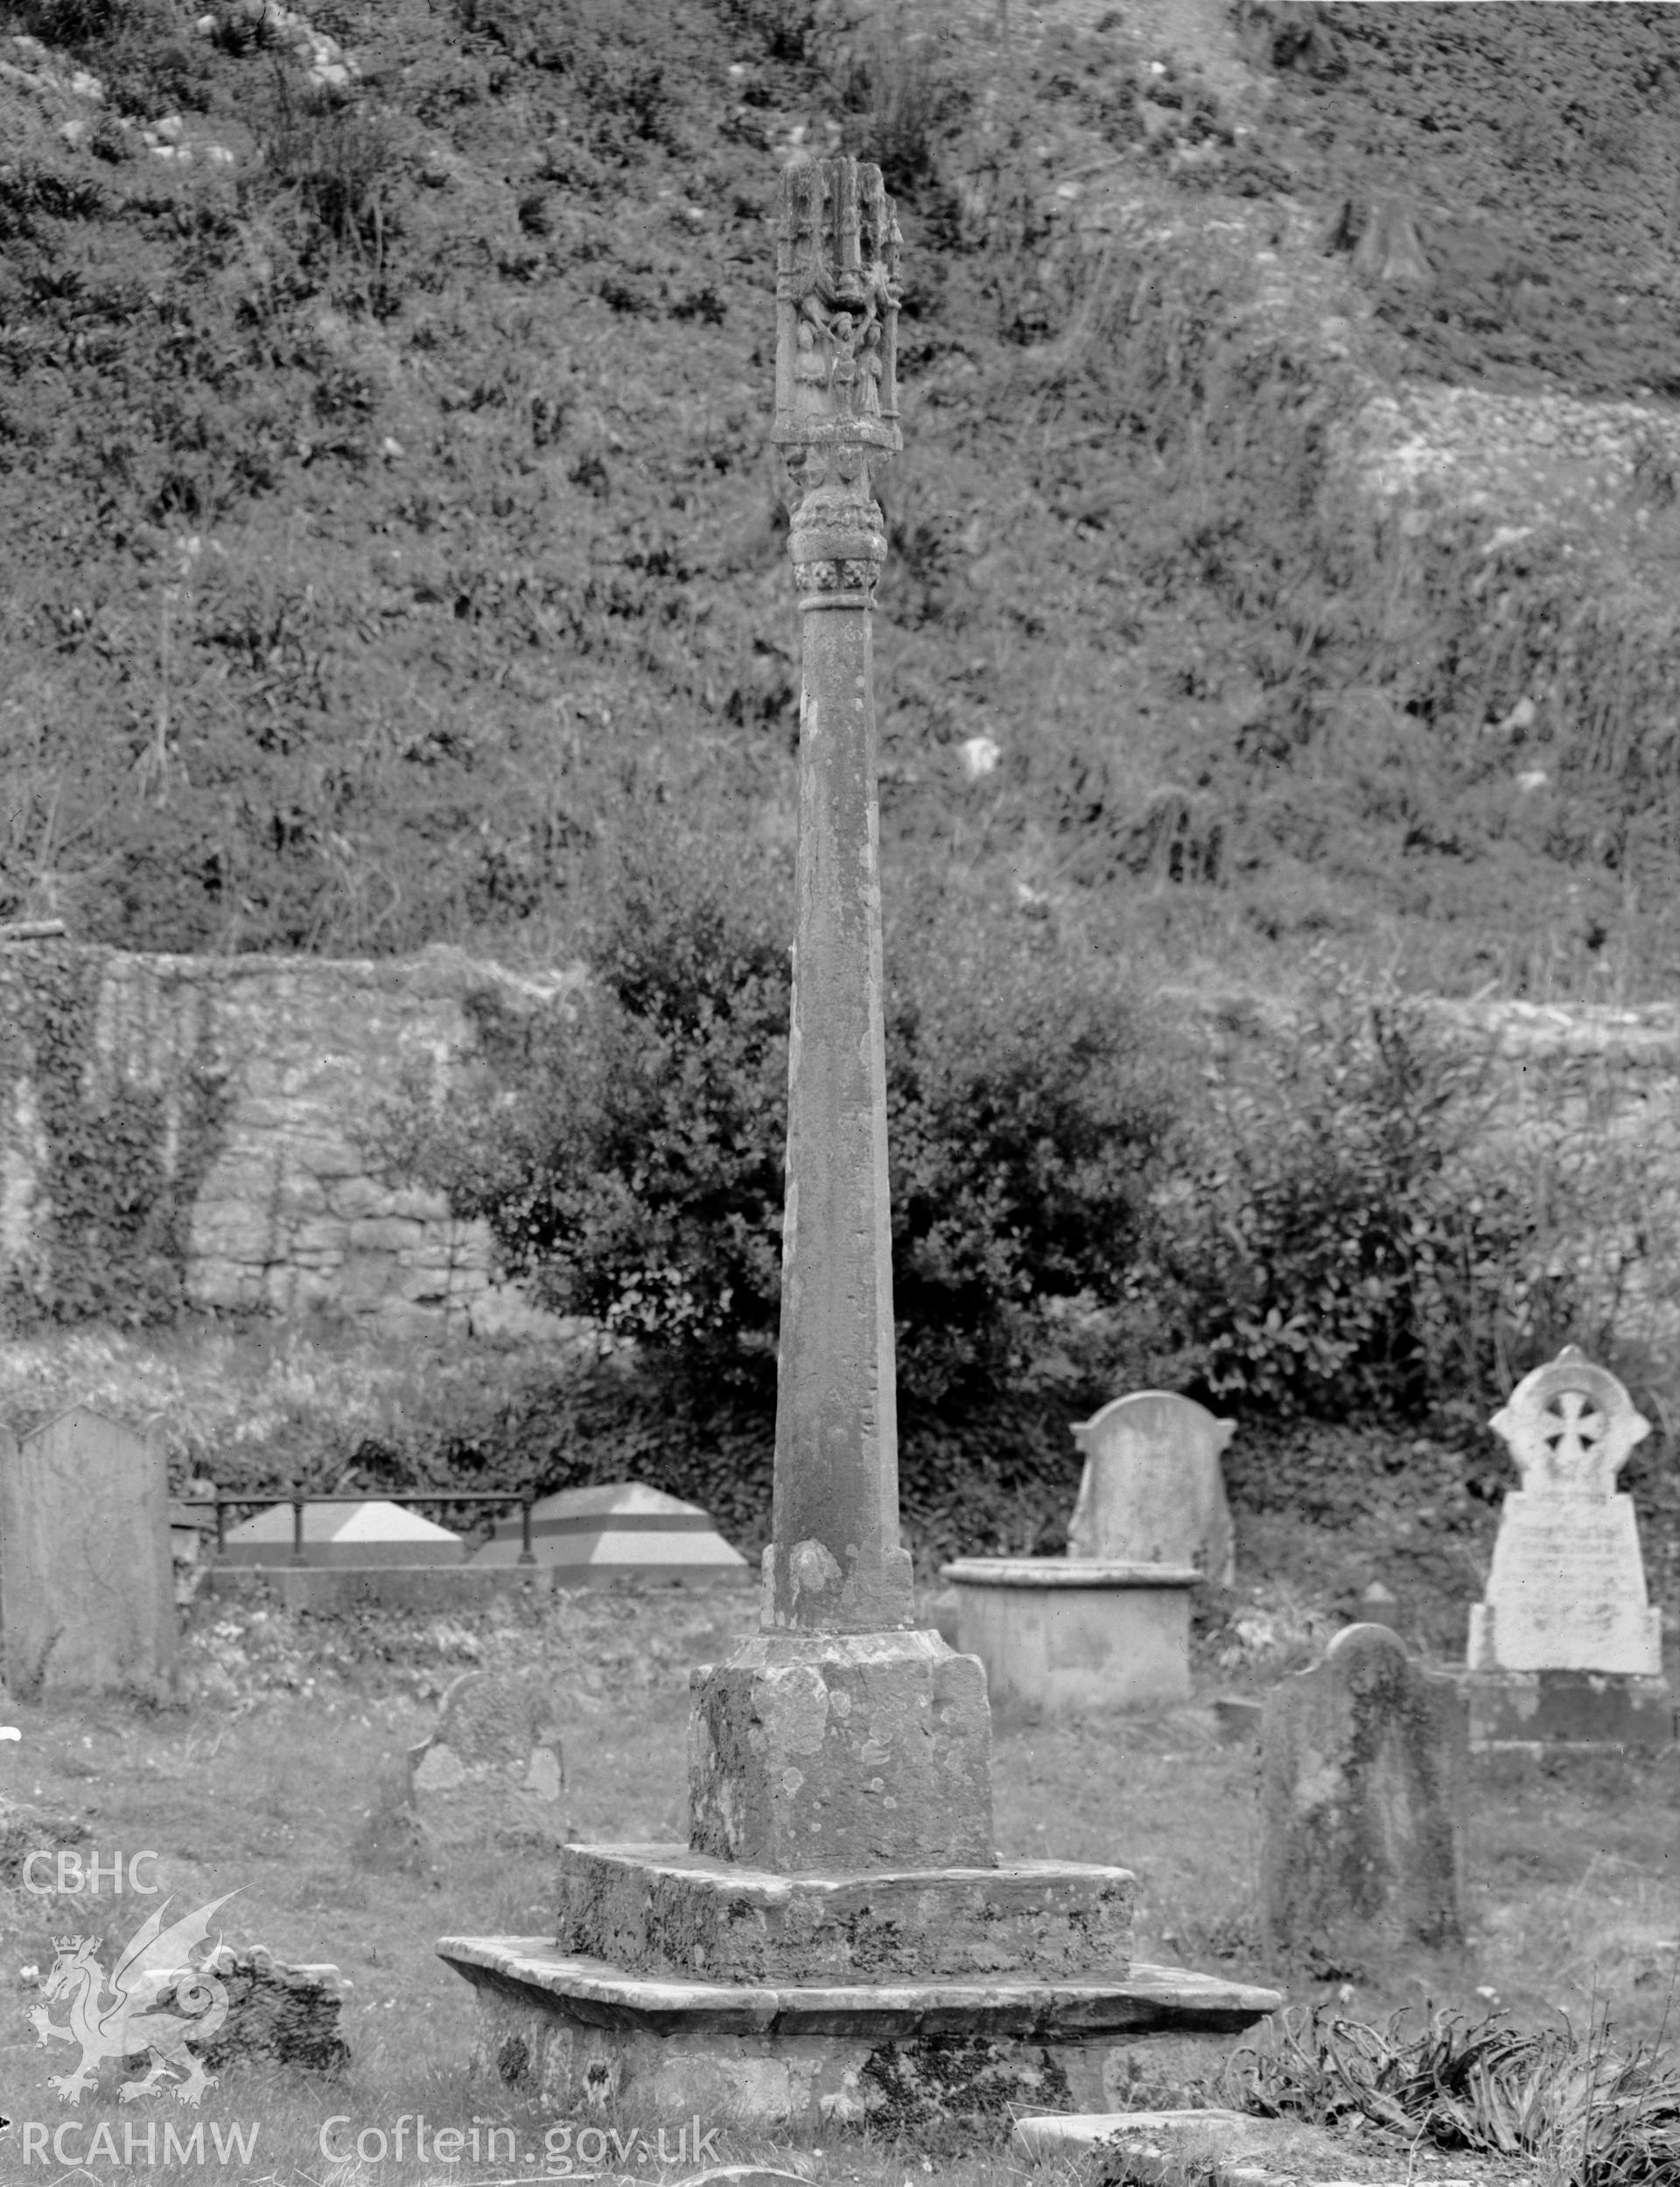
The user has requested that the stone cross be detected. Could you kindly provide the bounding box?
[1488,1346,1648,1501]
[765,157,912,1640]
[685,161,994,1874]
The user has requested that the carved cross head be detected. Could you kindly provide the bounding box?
[773,158,902,531]
[1488,1345,1650,1499]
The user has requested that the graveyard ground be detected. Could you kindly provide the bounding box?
[0,1572,1674,2187]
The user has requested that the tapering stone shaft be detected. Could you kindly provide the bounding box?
[682,161,994,1872]
[760,158,913,1639]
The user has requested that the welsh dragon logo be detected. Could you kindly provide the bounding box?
[30,1891,239,2106]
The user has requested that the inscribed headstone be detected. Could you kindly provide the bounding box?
[1068,1392,1236,1585]
[1468,1347,1662,1676]
[406,1670,566,1852]
[1260,1623,1465,1961]
[0,1406,177,1700]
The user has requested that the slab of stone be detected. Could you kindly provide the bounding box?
[440,1938,1281,2038]
[1261,1624,1465,1959]
[1466,1668,1676,1749]
[943,1560,1197,1713]
[687,1629,992,1871]
[1013,2110,1485,2185]
[1467,1347,1662,1676]
[1013,2109,1252,2161]
[406,1669,566,1852]
[192,1946,350,2075]
[557,1843,1135,1982]
[0,1406,177,1700]
[1068,1392,1236,1586]
[440,1937,1281,2126]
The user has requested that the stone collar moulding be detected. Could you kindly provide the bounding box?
[437,160,1282,2129]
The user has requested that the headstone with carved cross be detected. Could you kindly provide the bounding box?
[435,159,1284,2122]
[1466,1347,1673,1746]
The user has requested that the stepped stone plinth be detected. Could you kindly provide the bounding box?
[438,158,1281,2126]
[554,1845,1137,1984]
[438,1934,1280,2125]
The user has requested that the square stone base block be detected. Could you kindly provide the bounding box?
[942,1560,1197,1714]
[558,1843,1136,1983]
[1465,1670,1676,1749]
[438,1938,1282,2129]
[688,1630,993,1871]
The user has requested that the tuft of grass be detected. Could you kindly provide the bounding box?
[1228,2002,1680,2185]
[831,0,969,200]
[261,67,397,274]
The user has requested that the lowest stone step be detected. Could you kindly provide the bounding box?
[438,1932,1283,2125]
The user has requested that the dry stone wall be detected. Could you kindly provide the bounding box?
[3,942,1679,1337]
[1339,384,1680,528]
[0,941,578,1331]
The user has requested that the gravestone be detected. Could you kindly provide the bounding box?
[1068,1392,1236,1586]
[1260,1623,1465,1963]
[0,1406,177,1700]
[1466,1347,1673,1745]
[406,1670,566,1852]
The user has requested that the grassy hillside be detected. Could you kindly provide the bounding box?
[2,0,1679,991]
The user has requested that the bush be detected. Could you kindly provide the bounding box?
[1152,961,1630,1426]
[886,902,1179,1409]
[380,837,1181,1440]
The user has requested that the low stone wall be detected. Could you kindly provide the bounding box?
[4,940,1679,1336]
[1339,384,1680,526]
[0,941,578,1332]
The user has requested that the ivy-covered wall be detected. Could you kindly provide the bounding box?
[0,942,577,1330]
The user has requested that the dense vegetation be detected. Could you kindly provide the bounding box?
[4,0,1680,1556]
[1,0,1678,990]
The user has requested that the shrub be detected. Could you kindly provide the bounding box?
[1152,960,1663,1426]
[379,838,1181,1438]
[383,832,792,1393]
[886,900,1180,1410]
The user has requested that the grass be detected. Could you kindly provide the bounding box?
[1229,2001,1680,2185]
[1,0,1679,990]
[0,1576,1674,2183]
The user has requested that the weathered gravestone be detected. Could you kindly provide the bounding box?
[407,1670,566,1853]
[1466,1346,1673,1745]
[0,1406,177,1700]
[1261,1623,1465,1964]
[195,1945,350,2077]
[1068,1391,1236,1585]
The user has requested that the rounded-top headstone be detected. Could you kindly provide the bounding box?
[1261,1623,1466,1961]
[1067,1391,1236,1585]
